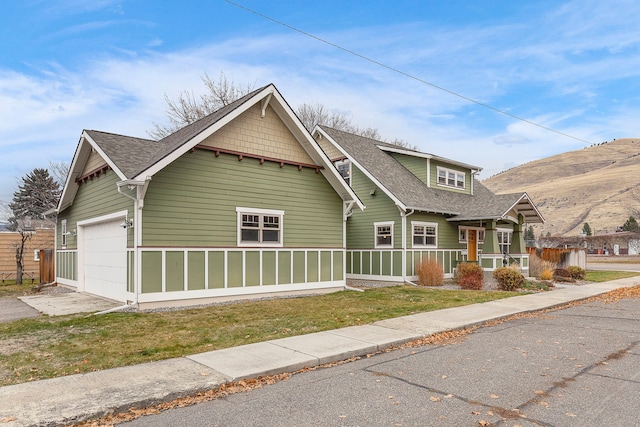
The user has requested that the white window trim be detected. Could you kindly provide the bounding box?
[458,226,485,243]
[335,159,351,186]
[34,249,40,261]
[236,207,285,247]
[436,166,466,190]
[412,221,438,248]
[374,221,394,248]
[497,228,513,254]
[61,219,67,247]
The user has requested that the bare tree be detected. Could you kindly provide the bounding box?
[13,217,33,285]
[149,72,418,150]
[148,72,256,139]
[48,160,70,187]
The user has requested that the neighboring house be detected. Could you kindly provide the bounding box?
[540,232,640,255]
[0,222,55,282]
[313,126,545,281]
[50,84,362,308]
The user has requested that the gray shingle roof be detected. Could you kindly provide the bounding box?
[86,85,270,179]
[318,126,542,223]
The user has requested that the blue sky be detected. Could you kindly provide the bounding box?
[2,0,640,215]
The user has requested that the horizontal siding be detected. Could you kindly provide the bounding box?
[142,150,343,248]
[346,166,401,248]
[389,152,427,184]
[58,170,133,249]
[430,159,472,195]
[407,212,465,249]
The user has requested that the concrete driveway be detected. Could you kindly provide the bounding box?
[0,292,120,322]
[18,292,120,316]
[0,297,40,322]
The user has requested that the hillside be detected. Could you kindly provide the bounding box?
[482,138,640,236]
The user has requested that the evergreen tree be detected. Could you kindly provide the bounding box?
[8,168,61,231]
[582,222,593,236]
[622,216,640,233]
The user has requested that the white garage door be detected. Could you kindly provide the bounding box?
[83,219,127,302]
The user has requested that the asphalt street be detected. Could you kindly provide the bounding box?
[120,296,640,427]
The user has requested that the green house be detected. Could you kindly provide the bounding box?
[313,126,545,282]
[51,85,362,308]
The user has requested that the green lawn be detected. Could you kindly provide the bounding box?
[585,270,640,282]
[0,286,516,386]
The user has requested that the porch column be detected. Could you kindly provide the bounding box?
[483,220,500,254]
[511,214,525,254]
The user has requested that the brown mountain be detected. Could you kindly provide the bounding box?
[482,138,640,236]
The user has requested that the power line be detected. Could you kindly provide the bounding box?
[224,0,594,145]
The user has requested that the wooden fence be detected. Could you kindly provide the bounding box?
[527,247,586,269]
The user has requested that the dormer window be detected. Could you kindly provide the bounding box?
[437,167,465,189]
[335,159,351,186]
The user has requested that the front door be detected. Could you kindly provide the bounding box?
[467,229,478,262]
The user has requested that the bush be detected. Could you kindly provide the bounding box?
[539,268,554,281]
[529,253,557,280]
[493,267,524,291]
[415,257,444,286]
[455,262,484,290]
[567,266,585,280]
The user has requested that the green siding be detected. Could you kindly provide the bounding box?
[347,166,401,249]
[407,212,465,250]
[246,251,260,286]
[56,251,77,281]
[333,251,343,280]
[208,251,225,288]
[389,153,428,184]
[57,170,134,249]
[278,251,291,284]
[227,252,243,287]
[141,150,343,248]
[429,159,472,195]
[141,252,162,293]
[321,251,332,281]
[262,251,277,285]
[293,251,306,283]
[165,251,184,291]
[307,251,318,282]
[188,251,205,290]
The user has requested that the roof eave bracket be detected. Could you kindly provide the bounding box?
[261,92,274,118]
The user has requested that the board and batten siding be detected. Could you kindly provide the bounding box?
[141,149,344,247]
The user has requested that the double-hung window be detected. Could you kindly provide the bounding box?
[61,219,67,247]
[497,229,512,254]
[374,221,394,248]
[413,222,438,248]
[437,167,465,189]
[237,208,284,247]
[335,159,351,186]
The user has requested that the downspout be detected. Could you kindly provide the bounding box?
[115,178,150,310]
[343,201,363,291]
[398,206,415,283]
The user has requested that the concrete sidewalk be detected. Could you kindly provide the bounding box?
[1,278,638,427]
